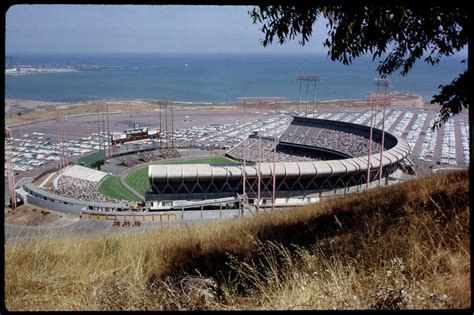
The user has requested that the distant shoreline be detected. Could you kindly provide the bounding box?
[4,91,428,107]
[5,92,438,127]
[5,66,79,76]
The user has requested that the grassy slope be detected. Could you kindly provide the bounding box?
[5,171,470,311]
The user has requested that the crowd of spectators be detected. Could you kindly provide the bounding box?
[274,145,321,162]
[279,125,382,157]
[226,138,275,162]
[228,123,384,162]
[226,138,320,162]
[119,148,181,166]
[49,175,128,203]
[120,155,142,167]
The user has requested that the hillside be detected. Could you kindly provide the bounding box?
[4,170,470,310]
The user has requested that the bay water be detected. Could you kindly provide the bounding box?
[5,52,467,103]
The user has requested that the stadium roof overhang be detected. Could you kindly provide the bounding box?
[149,136,410,182]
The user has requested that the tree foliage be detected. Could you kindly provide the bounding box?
[250,5,470,128]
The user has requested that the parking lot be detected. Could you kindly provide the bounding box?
[5,106,470,181]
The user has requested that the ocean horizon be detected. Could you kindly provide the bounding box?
[5,52,467,103]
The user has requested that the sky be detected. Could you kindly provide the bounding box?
[5,5,329,54]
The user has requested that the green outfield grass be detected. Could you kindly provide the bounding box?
[125,167,150,196]
[98,176,141,202]
[100,156,237,202]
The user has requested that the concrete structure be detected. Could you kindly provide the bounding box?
[22,179,133,213]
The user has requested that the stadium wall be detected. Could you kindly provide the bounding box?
[25,194,84,214]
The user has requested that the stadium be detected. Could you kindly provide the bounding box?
[145,116,412,210]
[14,113,413,217]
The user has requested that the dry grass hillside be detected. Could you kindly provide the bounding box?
[4,170,470,310]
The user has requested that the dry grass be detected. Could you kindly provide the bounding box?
[5,92,427,126]
[4,171,470,310]
[5,101,158,126]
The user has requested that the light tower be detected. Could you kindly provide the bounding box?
[5,127,17,209]
[56,113,69,170]
[236,96,285,214]
[106,103,111,159]
[376,79,391,186]
[296,75,320,117]
[158,100,174,149]
[366,78,391,190]
[96,103,102,153]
